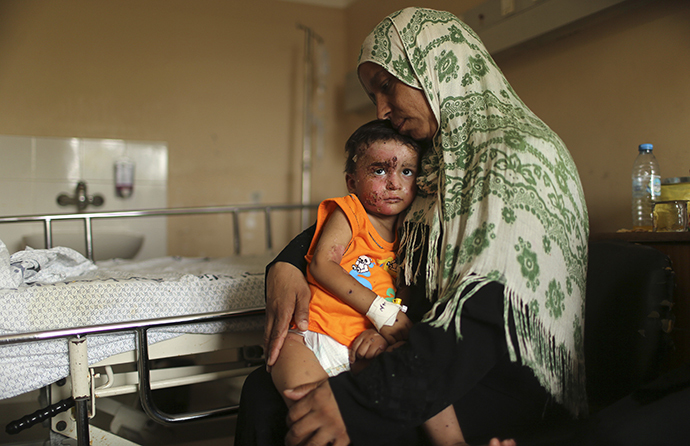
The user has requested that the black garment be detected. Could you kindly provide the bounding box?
[581,363,690,446]
[236,226,564,445]
[264,224,315,279]
[234,364,289,446]
[329,282,559,445]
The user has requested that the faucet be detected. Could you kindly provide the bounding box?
[57,181,105,212]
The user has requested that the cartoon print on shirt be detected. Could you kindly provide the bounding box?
[377,256,398,278]
[376,256,398,299]
[350,255,397,299]
[350,255,375,290]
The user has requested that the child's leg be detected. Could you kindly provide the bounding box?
[423,404,466,446]
[270,332,329,407]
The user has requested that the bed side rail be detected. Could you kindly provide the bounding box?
[0,203,317,260]
[0,307,265,346]
[2,307,266,441]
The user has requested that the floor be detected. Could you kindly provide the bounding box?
[1,377,243,446]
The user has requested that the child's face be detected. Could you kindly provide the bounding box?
[346,140,418,217]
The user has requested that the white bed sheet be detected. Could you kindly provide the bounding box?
[0,254,271,400]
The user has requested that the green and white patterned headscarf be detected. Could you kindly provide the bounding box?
[359,8,589,415]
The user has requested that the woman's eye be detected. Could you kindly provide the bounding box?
[402,168,415,177]
[380,76,394,92]
[374,168,386,175]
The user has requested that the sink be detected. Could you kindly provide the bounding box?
[22,232,144,261]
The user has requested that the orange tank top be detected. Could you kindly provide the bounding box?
[306,194,398,347]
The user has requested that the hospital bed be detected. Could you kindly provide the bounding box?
[0,203,315,446]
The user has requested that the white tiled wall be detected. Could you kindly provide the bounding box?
[0,135,168,259]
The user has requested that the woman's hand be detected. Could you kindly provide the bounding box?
[284,380,350,446]
[264,262,312,371]
[378,310,412,345]
[349,328,387,364]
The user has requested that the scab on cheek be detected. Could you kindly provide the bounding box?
[362,191,383,209]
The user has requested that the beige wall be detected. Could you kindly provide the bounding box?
[0,0,348,256]
[1,0,688,257]
[493,0,690,234]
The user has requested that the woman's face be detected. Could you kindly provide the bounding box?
[359,62,438,142]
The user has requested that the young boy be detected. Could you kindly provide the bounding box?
[271,119,465,446]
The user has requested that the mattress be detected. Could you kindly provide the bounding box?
[0,254,272,400]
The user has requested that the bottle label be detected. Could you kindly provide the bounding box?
[633,175,661,198]
[651,175,661,198]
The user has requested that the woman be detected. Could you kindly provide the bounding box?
[237,7,588,446]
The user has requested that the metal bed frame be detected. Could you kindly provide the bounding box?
[0,203,315,445]
[0,203,313,260]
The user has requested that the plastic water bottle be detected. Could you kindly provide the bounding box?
[631,143,661,229]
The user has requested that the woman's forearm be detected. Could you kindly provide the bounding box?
[263,224,316,368]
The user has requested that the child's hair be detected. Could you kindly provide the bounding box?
[344,119,424,174]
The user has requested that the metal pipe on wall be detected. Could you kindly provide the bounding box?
[298,24,323,230]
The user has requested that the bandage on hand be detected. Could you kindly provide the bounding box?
[366,295,403,331]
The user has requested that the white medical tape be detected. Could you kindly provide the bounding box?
[366,295,401,331]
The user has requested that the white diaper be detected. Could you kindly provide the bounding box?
[291,329,350,377]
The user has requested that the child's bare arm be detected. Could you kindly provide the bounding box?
[349,328,387,363]
[309,208,378,314]
[310,208,411,343]
[348,328,388,374]
[378,313,411,343]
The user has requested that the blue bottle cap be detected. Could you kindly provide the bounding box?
[639,143,653,151]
